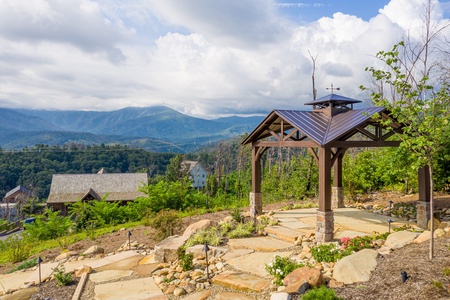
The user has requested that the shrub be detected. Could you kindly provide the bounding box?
[219,220,235,235]
[265,255,305,285]
[178,251,194,271]
[310,243,343,263]
[24,208,72,241]
[301,286,344,300]
[340,236,373,254]
[52,265,73,286]
[227,222,254,239]
[443,267,450,277]
[149,209,183,241]
[3,235,31,263]
[185,227,222,248]
[230,207,244,223]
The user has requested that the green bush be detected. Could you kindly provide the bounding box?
[230,207,244,223]
[310,243,343,263]
[3,235,31,263]
[185,227,222,248]
[227,222,254,239]
[219,220,235,235]
[301,286,344,300]
[178,250,194,271]
[24,208,72,241]
[149,209,183,241]
[265,255,305,285]
[52,265,73,286]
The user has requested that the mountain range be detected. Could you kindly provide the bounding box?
[0,107,264,152]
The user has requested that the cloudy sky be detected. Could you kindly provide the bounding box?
[0,0,449,118]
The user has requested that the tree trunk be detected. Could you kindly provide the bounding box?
[429,163,434,260]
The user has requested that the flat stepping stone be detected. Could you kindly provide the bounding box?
[139,254,157,265]
[215,291,255,300]
[227,251,291,277]
[228,236,292,251]
[273,208,318,219]
[0,287,39,300]
[222,249,254,261]
[73,251,140,271]
[182,290,211,300]
[0,269,34,291]
[89,270,133,283]
[213,270,270,292]
[264,226,302,243]
[134,263,159,275]
[335,230,369,239]
[96,254,143,271]
[94,277,166,300]
[279,220,314,230]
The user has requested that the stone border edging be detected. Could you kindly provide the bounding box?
[71,272,89,300]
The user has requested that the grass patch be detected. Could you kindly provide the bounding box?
[443,267,450,277]
[185,227,222,248]
[432,280,444,289]
[8,258,37,273]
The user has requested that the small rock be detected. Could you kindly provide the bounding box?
[75,265,93,277]
[173,287,186,296]
[83,245,104,256]
[328,279,344,288]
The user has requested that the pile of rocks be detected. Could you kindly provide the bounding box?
[150,244,228,296]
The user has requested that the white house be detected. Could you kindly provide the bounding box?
[182,161,208,189]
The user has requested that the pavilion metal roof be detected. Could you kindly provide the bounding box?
[242,106,386,147]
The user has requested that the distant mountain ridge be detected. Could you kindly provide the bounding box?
[0,106,264,152]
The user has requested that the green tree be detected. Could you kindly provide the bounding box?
[365,46,449,258]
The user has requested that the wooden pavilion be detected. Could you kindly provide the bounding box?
[243,93,430,242]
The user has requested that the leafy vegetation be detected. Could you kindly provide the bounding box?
[8,258,38,274]
[52,265,73,286]
[301,286,344,300]
[265,255,305,285]
[149,210,183,242]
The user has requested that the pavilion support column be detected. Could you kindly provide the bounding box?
[417,166,431,229]
[316,147,334,242]
[332,150,345,209]
[250,146,262,218]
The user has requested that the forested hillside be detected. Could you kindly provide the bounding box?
[0,144,175,199]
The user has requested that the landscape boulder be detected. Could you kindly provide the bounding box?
[183,219,218,237]
[83,245,104,256]
[154,235,189,263]
[55,251,78,261]
[283,266,323,288]
[384,231,419,249]
[333,249,378,284]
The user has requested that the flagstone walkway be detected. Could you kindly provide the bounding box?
[0,208,417,300]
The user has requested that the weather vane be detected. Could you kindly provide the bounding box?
[326,83,340,94]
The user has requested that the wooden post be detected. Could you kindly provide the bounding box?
[250,146,262,217]
[318,147,332,212]
[417,166,431,229]
[332,149,345,209]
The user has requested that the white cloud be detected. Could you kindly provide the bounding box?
[0,0,447,118]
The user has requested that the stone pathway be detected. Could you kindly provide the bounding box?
[0,207,419,300]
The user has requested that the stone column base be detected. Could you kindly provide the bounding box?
[316,210,334,242]
[416,201,430,229]
[331,187,344,209]
[249,192,262,218]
